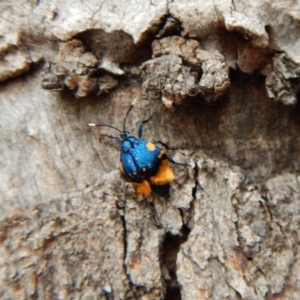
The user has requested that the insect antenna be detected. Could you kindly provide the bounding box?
[100,134,122,142]
[88,123,122,134]
[138,115,153,138]
[89,123,122,141]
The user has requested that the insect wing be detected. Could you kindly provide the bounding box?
[130,139,162,178]
[130,139,175,186]
[120,151,143,183]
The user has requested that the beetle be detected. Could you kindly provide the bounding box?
[89,101,174,198]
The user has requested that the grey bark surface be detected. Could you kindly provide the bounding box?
[1,1,300,299]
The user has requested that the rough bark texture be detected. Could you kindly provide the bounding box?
[1,1,300,299]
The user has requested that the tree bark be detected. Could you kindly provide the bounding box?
[1,1,300,299]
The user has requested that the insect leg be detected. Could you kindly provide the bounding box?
[155,140,190,166]
[167,156,190,166]
[154,140,175,150]
[138,115,153,138]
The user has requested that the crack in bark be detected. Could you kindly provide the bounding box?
[49,117,79,191]
[263,191,289,241]
[192,162,199,199]
[117,200,155,298]
[117,203,130,295]
[161,159,195,299]
[155,14,182,39]
[23,145,44,204]
[89,132,107,172]
[90,2,104,27]
[231,0,237,12]
[161,224,190,300]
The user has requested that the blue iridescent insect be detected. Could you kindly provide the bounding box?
[89,101,174,198]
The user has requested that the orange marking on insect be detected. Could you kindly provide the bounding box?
[157,150,165,159]
[150,159,174,185]
[132,180,152,199]
[146,142,156,151]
